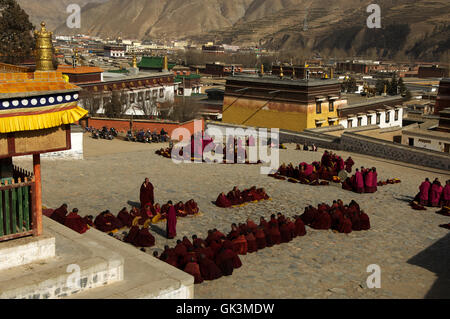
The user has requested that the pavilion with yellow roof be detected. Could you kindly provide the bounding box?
[0,22,87,241]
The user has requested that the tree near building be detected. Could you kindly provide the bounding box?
[0,0,34,64]
[388,73,398,95]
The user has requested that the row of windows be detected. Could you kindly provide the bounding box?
[129,89,165,102]
[316,101,334,114]
[347,110,400,127]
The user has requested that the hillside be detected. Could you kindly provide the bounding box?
[18,0,450,61]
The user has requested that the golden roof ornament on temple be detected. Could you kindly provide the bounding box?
[163,56,168,71]
[280,65,284,78]
[34,22,55,71]
[132,55,138,68]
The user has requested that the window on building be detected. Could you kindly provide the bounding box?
[348,119,353,128]
[395,109,399,121]
[130,94,135,103]
[159,88,165,98]
[386,111,390,123]
[152,90,158,97]
[316,101,322,114]
[367,115,372,125]
[145,90,150,100]
[138,92,143,102]
[329,101,334,112]
[376,113,381,125]
[357,117,362,127]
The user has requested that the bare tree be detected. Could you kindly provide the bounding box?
[163,99,203,122]
[79,89,101,115]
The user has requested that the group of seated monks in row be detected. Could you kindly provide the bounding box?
[215,186,270,208]
[299,199,370,233]
[341,167,401,194]
[411,178,450,210]
[155,213,309,284]
[46,204,91,234]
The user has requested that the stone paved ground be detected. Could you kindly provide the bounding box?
[14,134,450,299]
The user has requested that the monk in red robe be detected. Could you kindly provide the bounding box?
[311,210,332,230]
[246,219,258,233]
[354,169,365,193]
[227,187,243,205]
[255,227,267,249]
[232,233,248,255]
[259,217,269,231]
[430,179,443,207]
[345,157,354,173]
[359,211,371,230]
[135,227,155,247]
[185,199,199,215]
[364,169,375,193]
[339,216,353,233]
[64,208,89,234]
[175,201,187,217]
[294,216,306,236]
[117,207,133,228]
[223,240,242,269]
[184,257,203,284]
[268,223,282,245]
[442,180,450,207]
[198,254,223,281]
[215,247,235,276]
[279,222,292,243]
[330,209,344,231]
[166,201,177,239]
[419,178,431,206]
[182,236,194,250]
[174,240,188,260]
[50,204,68,225]
[124,225,140,244]
[300,206,317,226]
[181,247,198,268]
[215,192,232,208]
[227,224,240,241]
[245,231,258,253]
[94,210,123,232]
[139,178,154,207]
[192,234,207,248]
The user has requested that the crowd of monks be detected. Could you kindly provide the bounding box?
[270,151,355,184]
[412,178,450,210]
[157,199,370,284]
[45,204,91,234]
[215,186,270,208]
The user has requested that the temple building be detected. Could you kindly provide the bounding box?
[0,22,87,242]
[221,75,345,132]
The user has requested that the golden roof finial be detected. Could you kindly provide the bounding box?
[280,65,284,78]
[163,55,168,71]
[260,64,264,75]
[132,55,138,68]
[34,21,55,71]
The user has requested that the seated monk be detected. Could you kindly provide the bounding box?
[238,223,248,235]
[246,219,258,233]
[294,216,307,236]
[215,247,235,276]
[209,239,223,258]
[410,201,427,211]
[83,215,94,227]
[245,231,258,253]
[279,222,292,243]
[64,208,89,234]
[227,187,243,205]
[338,216,353,234]
[160,252,178,268]
[227,224,240,241]
[269,214,278,228]
[124,220,140,244]
[231,233,248,255]
[223,241,242,269]
[359,211,371,230]
[300,206,318,226]
[117,207,133,228]
[311,210,332,230]
[241,187,255,202]
[175,201,187,217]
[198,254,223,281]
[135,223,155,247]
[286,218,296,239]
[436,206,450,217]
[197,242,214,260]
[184,257,203,284]
[181,247,198,268]
[215,192,232,208]
[185,199,199,215]
[94,210,123,232]
[50,204,69,225]
[259,217,269,231]
[268,223,282,245]
[182,236,194,250]
[277,212,286,225]
[257,188,270,200]
[350,212,362,231]
[192,234,207,248]
[151,203,165,223]
[175,239,187,258]
[330,209,344,231]
[252,226,266,249]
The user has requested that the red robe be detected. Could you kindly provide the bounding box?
[94,213,123,232]
[231,235,248,255]
[216,193,232,208]
[359,212,371,230]
[184,262,203,284]
[215,249,235,276]
[419,181,431,205]
[117,209,133,228]
[64,212,88,234]
[280,223,292,243]
[295,218,306,236]
[166,206,177,239]
[255,229,267,250]
[245,232,258,253]
[135,228,155,247]
[140,182,154,207]
[339,217,353,233]
[311,211,332,230]
[50,205,68,225]
[247,220,258,233]
[124,226,140,244]
[199,257,223,281]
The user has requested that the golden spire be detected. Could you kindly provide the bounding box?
[280,65,284,78]
[261,64,264,75]
[163,56,168,71]
[132,55,138,68]
[196,68,199,75]
[292,66,296,79]
[34,22,55,71]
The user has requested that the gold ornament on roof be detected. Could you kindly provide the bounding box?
[132,55,138,68]
[34,22,55,71]
[280,65,284,78]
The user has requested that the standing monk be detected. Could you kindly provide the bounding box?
[140,178,154,207]
[430,179,443,207]
[344,157,354,173]
[443,180,450,207]
[419,178,431,206]
[166,201,177,239]
[354,169,365,193]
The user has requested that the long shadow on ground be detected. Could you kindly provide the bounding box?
[407,233,450,298]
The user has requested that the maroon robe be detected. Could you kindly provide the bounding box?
[359,212,371,230]
[295,218,307,236]
[280,223,292,243]
[198,256,223,281]
[117,209,133,228]
[255,229,267,250]
[94,212,123,232]
[215,193,232,208]
[64,212,88,234]
[215,249,235,276]
[339,217,353,233]
[245,232,258,253]
[311,211,332,230]
[166,205,177,239]
[50,205,68,225]
[184,262,203,284]
[135,228,155,247]
[124,226,140,244]
[140,181,154,207]
[419,181,431,206]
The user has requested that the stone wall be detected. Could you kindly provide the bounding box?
[341,132,450,170]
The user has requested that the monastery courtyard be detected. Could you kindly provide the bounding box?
[14,134,450,299]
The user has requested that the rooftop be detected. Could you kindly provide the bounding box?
[57,65,104,74]
[225,75,341,87]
